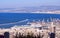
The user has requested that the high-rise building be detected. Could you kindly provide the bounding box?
[4,32,10,38]
[50,22,56,38]
[50,33,55,38]
[0,35,4,38]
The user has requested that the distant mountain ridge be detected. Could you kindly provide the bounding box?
[0,6,60,13]
[0,6,60,10]
[24,6,60,10]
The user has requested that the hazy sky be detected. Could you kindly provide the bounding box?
[0,0,60,8]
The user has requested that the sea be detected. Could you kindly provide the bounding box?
[0,13,60,28]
